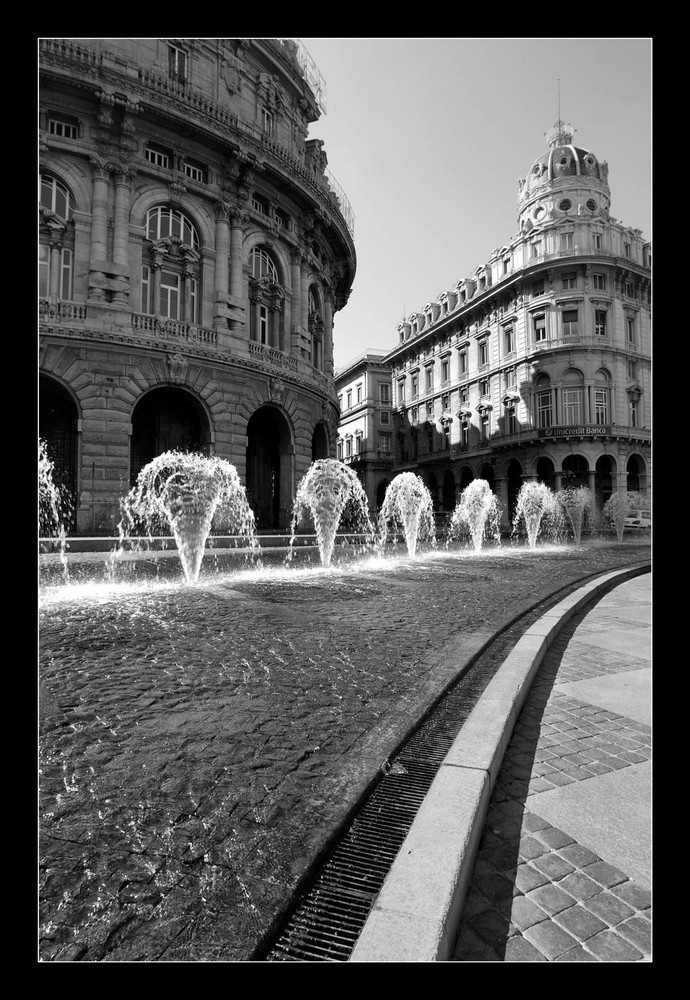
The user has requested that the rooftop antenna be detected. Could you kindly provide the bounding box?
[545,79,574,148]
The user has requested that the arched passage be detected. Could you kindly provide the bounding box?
[479,463,495,491]
[426,472,439,510]
[459,466,474,492]
[376,479,390,511]
[39,375,79,530]
[442,470,456,511]
[311,422,329,461]
[561,454,589,489]
[595,455,615,508]
[246,405,293,531]
[506,458,523,522]
[536,456,556,491]
[130,387,211,486]
[626,454,645,494]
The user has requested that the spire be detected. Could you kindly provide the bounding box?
[545,79,575,147]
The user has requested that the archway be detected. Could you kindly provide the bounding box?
[442,470,456,511]
[426,472,439,510]
[459,466,474,492]
[595,455,615,508]
[561,454,588,489]
[246,405,293,531]
[311,422,329,461]
[506,458,523,522]
[376,479,390,512]
[39,375,79,531]
[130,387,210,486]
[479,464,495,491]
[536,456,556,491]
[626,454,644,494]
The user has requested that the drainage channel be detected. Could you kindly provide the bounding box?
[258,593,561,963]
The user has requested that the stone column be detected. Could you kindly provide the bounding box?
[88,158,110,302]
[290,250,302,352]
[213,201,230,329]
[111,168,133,305]
[324,292,334,376]
[300,257,309,333]
[49,238,62,298]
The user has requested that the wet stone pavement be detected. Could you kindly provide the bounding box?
[39,541,649,962]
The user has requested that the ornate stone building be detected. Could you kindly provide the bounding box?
[334,351,395,512]
[39,38,356,533]
[385,120,651,526]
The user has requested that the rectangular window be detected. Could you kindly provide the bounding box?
[624,242,631,258]
[39,244,49,297]
[537,391,552,428]
[561,273,577,290]
[506,407,517,435]
[426,401,433,420]
[502,258,510,274]
[379,383,390,404]
[160,269,180,319]
[356,384,362,404]
[442,359,450,383]
[60,248,73,300]
[595,310,607,336]
[141,265,152,313]
[168,43,187,81]
[425,367,434,391]
[478,340,488,367]
[531,242,541,258]
[183,160,206,183]
[533,314,547,343]
[346,389,352,409]
[503,325,515,355]
[252,195,268,215]
[378,432,391,452]
[592,273,606,290]
[563,387,583,424]
[560,233,574,250]
[460,420,469,446]
[481,414,490,441]
[503,367,516,390]
[458,350,468,376]
[442,393,450,412]
[261,107,273,133]
[630,399,638,428]
[146,146,170,168]
[626,317,637,347]
[380,410,390,424]
[398,381,405,404]
[624,281,634,298]
[189,277,199,324]
[258,305,269,343]
[345,437,352,458]
[459,387,469,406]
[411,406,419,424]
[593,233,602,250]
[479,377,490,397]
[411,374,419,398]
[532,279,544,296]
[627,359,638,380]
[562,309,578,336]
[594,389,608,424]
[48,116,78,139]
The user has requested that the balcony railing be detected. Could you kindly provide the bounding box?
[248,341,298,371]
[132,313,218,347]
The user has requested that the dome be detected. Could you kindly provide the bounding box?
[517,121,611,230]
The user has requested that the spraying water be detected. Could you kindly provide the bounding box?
[377,472,436,558]
[603,490,646,544]
[557,485,594,544]
[114,451,258,584]
[447,478,501,552]
[39,438,72,579]
[290,459,374,568]
[512,481,562,550]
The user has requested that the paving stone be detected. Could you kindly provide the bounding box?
[533,826,575,850]
[503,934,548,962]
[584,890,635,926]
[581,860,629,888]
[470,908,512,947]
[518,835,549,861]
[616,915,652,954]
[558,870,603,901]
[531,852,576,881]
[526,883,577,916]
[609,880,652,910]
[553,903,608,942]
[514,863,550,894]
[585,929,644,962]
[522,919,580,960]
[554,945,599,961]
[556,843,600,869]
[510,894,548,931]
[521,812,550,833]
[476,872,516,902]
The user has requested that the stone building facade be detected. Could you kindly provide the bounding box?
[383,120,651,527]
[39,38,356,533]
[334,351,395,512]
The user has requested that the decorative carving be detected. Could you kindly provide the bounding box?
[269,376,285,402]
[167,352,188,383]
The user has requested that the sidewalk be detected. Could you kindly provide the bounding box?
[350,570,652,962]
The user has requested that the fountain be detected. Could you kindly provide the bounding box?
[447,479,501,553]
[377,473,436,558]
[39,438,72,578]
[290,459,374,568]
[557,485,595,545]
[114,451,258,584]
[512,481,562,550]
[603,490,645,544]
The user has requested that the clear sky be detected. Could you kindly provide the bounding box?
[298,37,652,372]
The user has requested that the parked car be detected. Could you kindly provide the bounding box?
[624,511,651,529]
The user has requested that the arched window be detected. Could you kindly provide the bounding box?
[308,284,324,370]
[561,368,584,425]
[39,173,75,299]
[142,207,201,322]
[248,245,284,348]
[535,374,552,428]
[593,368,611,426]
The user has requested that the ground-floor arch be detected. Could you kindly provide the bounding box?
[561,453,589,489]
[459,465,474,492]
[442,470,455,511]
[536,456,556,491]
[311,422,329,461]
[626,453,647,495]
[594,454,615,508]
[506,458,523,522]
[376,478,390,512]
[130,386,211,486]
[39,375,79,531]
[246,405,294,531]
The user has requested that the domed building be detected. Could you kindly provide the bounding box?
[384,120,651,525]
[39,38,356,533]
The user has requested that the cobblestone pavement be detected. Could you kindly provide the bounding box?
[39,540,650,962]
[453,578,651,962]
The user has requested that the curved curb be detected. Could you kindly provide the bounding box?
[349,564,649,963]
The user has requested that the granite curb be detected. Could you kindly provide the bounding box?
[349,565,648,963]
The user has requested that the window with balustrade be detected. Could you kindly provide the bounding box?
[39,173,75,300]
[249,245,284,347]
[142,207,201,322]
[168,42,187,82]
[561,369,584,424]
[536,375,552,428]
[594,309,608,337]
